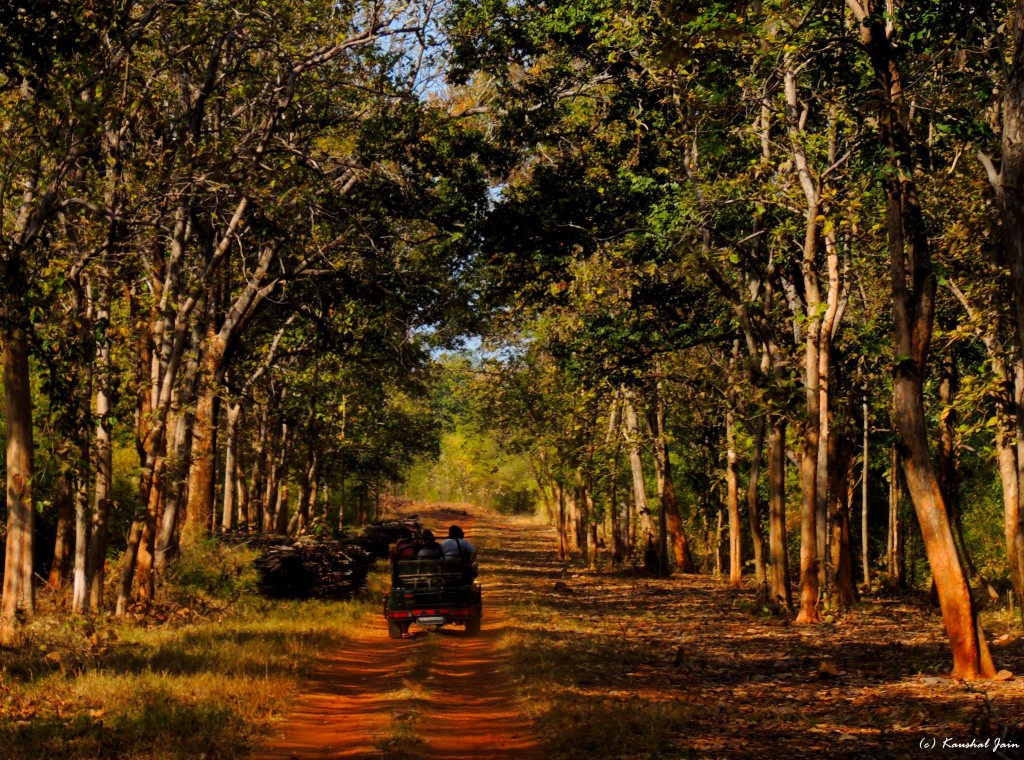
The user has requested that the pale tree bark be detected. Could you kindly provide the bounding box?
[86,256,117,612]
[622,394,658,542]
[783,66,819,620]
[153,331,202,575]
[814,114,850,589]
[222,402,242,532]
[68,279,92,612]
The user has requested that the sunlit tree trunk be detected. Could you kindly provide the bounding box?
[1,318,36,645]
[154,327,201,575]
[70,279,93,612]
[222,401,241,531]
[861,390,871,588]
[846,0,995,678]
[623,396,658,542]
[555,481,567,561]
[87,263,117,612]
[725,393,742,586]
[184,332,222,542]
[646,379,695,573]
[768,414,791,611]
[784,66,821,624]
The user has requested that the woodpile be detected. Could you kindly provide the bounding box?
[349,516,420,557]
[221,517,419,599]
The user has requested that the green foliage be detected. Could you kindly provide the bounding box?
[404,429,540,514]
[164,541,260,604]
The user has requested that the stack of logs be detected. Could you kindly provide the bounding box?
[222,517,419,599]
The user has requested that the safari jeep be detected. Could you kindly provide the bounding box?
[383,537,482,638]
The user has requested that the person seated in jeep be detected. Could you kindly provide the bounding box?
[440,524,476,566]
[417,529,443,559]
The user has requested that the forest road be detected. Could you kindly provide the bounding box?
[253,504,545,760]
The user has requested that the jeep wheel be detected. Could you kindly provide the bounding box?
[388,620,405,639]
[464,617,481,636]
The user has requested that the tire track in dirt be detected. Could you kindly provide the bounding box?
[255,504,543,760]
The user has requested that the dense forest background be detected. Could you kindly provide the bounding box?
[2,0,1024,681]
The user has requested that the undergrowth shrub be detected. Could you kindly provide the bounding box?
[164,540,259,605]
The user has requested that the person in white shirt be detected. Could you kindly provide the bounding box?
[440,524,476,564]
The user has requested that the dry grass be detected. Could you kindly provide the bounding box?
[0,546,387,759]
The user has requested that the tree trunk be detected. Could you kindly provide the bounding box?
[998,0,1024,621]
[236,448,250,532]
[796,317,822,623]
[250,403,269,533]
[579,471,598,571]
[725,398,742,586]
[71,466,90,614]
[848,0,995,677]
[828,432,857,609]
[276,481,290,535]
[768,414,791,611]
[87,272,116,612]
[556,481,567,561]
[71,285,93,614]
[154,330,201,575]
[887,443,905,588]
[861,392,871,588]
[1,322,36,645]
[936,355,976,578]
[646,380,694,573]
[995,359,1024,609]
[48,475,74,589]
[714,509,726,577]
[623,397,658,541]
[748,413,768,599]
[222,402,241,532]
[566,488,578,552]
[610,453,622,565]
[183,337,223,542]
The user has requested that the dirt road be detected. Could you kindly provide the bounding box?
[255,505,543,760]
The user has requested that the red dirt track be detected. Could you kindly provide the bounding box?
[255,505,541,760]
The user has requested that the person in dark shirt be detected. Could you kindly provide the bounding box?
[417,529,443,559]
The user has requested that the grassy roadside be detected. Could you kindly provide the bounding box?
[0,543,388,759]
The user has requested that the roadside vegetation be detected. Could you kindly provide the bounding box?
[0,544,388,759]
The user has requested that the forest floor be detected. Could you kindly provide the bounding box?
[258,502,1024,760]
